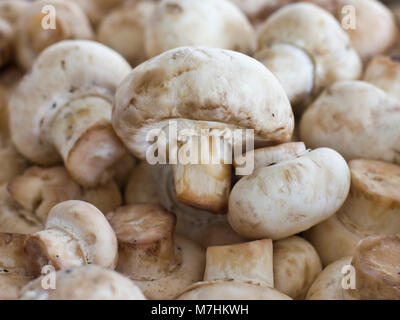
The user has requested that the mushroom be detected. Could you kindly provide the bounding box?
[97,0,157,67]
[255,2,362,112]
[177,239,292,300]
[306,235,400,300]
[229,147,350,240]
[24,200,118,277]
[145,0,256,58]
[125,162,244,247]
[0,233,33,300]
[273,236,322,299]
[300,81,400,164]
[0,19,12,69]
[304,159,400,266]
[15,0,93,70]
[19,265,146,300]
[9,40,132,187]
[106,203,205,299]
[113,46,293,213]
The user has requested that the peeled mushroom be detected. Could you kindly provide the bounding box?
[19,265,146,300]
[229,147,350,240]
[24,200,118,277]
[177,239,292,300]
[145,0,255,58]
[10,40,132,187]
[107,203,205,299]
[256,3,362,112]
[304,159,400,266]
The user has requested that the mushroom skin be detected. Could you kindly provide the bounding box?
[256,3,362,111]
[145,0,255,58]
[304,159,400,266]
[125,162,244,247]
[97,0,156,67]
[273,236,322,299]
[24,200,118,277]
[15,0,93,71]
[300,81,400,164]
[10,40,132,187]
[0,233,33,300]
[19,265,146,300]
[107,204,205,300]
[229,148,350,240]
[0,19,12,69]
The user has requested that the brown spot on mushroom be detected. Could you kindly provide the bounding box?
[165,3,183,14]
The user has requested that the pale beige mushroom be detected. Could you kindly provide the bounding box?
[125,161,244,247]
[229,148,350,240]
[15,0,93,70]
[10,40,132,187]
[304,159,400,266]
[256,3,362,112]
[24,200,118,277]
[177,239,292,300]
[0,233,33,300]
[145,0,255,58]
[97,0,156,66]
[300,81,400,164]
[273,236,322,299]
[107,203,205,299]
[19,265,146,300]
[306,235,400,300]
[113,46,293,214]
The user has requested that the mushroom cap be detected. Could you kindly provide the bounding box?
[113,46,293,159]
[229,148,351,240]
[45,200,118,268]
[258,3,362,94]
[273,236,322,299]
[10,40,131,165]
[0,0,29,25]
[300,81,400,164]
[19,265,146,300]
[0,19,12,68]
[177,280,292,300]
[145,0,255,58]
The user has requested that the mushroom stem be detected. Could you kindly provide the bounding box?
[50,96,128,187]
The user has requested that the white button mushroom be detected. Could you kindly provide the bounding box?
[9,40,132,187]
[107,203,205,300]
[229,147,351,240]
[145,0,256,58]
[177,239,292,300]
[24,200,118,277]
[19,265,146,300]
[304,159,400,266]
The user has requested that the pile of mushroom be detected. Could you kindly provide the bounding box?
[0,0,399,301]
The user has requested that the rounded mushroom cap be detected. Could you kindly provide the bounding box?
[352,235,400,299]
[10,40,131,165]
[273,236,322,299]
[45,200,118,268]
[258,3,362,94]
[145,0,255,58]
[300,81,400,164]
[229,148,351,240]
[177,280,292,300]
[113,46,293,159]
[19,265,146,300]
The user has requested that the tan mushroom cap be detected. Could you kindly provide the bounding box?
[229,148,351,240]
[19,265,146,300]
[125,162,244,247]
[25,200,118,276]
[257,3,361,99]
[15,0,93,70]
[113,46,293,159]
[300,81,400,164]
[145,0,255,58]
[107,204,205,300]
[273,236,322,299]
[97,0,156,67]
